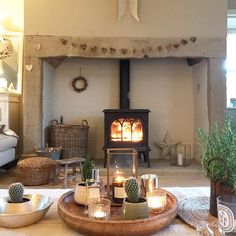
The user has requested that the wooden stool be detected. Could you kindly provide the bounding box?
[54,157,85,188]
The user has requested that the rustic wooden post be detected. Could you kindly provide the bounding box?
[207,58,226,127]
[23,57,42,153]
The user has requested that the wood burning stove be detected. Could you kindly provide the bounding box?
[103,109,151,167]
[103,60,151,167]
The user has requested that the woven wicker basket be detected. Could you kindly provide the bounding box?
[50,120,89,159]
[17,157,56,186]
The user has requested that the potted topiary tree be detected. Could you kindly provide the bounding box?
[81,154,95,182]
[122,177,149,220]
[198,115,236,217]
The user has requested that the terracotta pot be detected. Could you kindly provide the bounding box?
[122,197,149,220]
[210,180,235,217]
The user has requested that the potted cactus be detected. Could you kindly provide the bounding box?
[6,183,31,214]
[122,177,149,220]
[8,182,27,203]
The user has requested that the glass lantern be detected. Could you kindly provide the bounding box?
[170,144,191,167]
[106,148,138,205]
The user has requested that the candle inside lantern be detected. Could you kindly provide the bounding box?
[177,153,183,166]
[112,170,126,204]
[146,190,167,213]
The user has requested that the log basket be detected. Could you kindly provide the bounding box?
[50,120,89,159]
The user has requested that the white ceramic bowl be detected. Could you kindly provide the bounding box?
[0,194,53,228]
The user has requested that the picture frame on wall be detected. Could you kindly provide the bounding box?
[0,33,23,94]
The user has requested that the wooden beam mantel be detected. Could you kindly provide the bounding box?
[24,35,226,59]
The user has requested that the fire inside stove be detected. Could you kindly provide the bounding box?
[111,118,143,142]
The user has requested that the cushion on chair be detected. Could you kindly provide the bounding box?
[0,134,17,152]
[0,148,15,167]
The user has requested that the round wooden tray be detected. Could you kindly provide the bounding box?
[57,190,178,236]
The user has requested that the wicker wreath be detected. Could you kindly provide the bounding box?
[72,76,88,93]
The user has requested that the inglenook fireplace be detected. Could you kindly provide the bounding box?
[103,60,151,167]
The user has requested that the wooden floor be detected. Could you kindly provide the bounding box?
[0,159,209,189]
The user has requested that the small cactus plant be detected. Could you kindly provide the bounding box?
[124,177,140,203]
[8,182,24,203]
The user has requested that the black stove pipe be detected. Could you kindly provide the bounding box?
[119,60,130,109]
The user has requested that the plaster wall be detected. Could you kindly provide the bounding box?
[44,58,193,159]
[24,0,227,38]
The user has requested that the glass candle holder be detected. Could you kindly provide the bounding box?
[146,190,167,214]
[112,174,126,204]
[88,198,111,220]
[140,174,159,195]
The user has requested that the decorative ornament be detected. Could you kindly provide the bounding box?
[72,68,88,93]
[72,42,77,47]
[0,37,14,59]
[154,132,181,159]
[35,43,41,50]
[181,39,188,45]
[25,64,34,72]
[90,46,97,53]
[8,83,15,91]
[61,38,68,45]
[110,47,116,54]
[102,47,108,54]
[80,44,87,51]
[118,0,140,22]
[190,37,197,43]
[173,43,180,49]
[166,44,171,51]
[121,48,128,54]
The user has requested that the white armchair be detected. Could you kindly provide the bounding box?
[0,131,18,167]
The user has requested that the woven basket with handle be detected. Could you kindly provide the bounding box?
[50,120,89,159]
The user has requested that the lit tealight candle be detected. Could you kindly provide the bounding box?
[88,198,111,220]
[93,209,106,219]
[146,190,167,213]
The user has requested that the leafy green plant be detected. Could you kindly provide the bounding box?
[198,115,236,191]
[81,154,95,182]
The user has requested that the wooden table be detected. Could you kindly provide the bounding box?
[0,187,212,236]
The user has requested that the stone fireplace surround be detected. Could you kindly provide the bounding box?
[23,35,226,154]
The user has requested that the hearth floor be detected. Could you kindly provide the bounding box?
[0,159,209,189]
